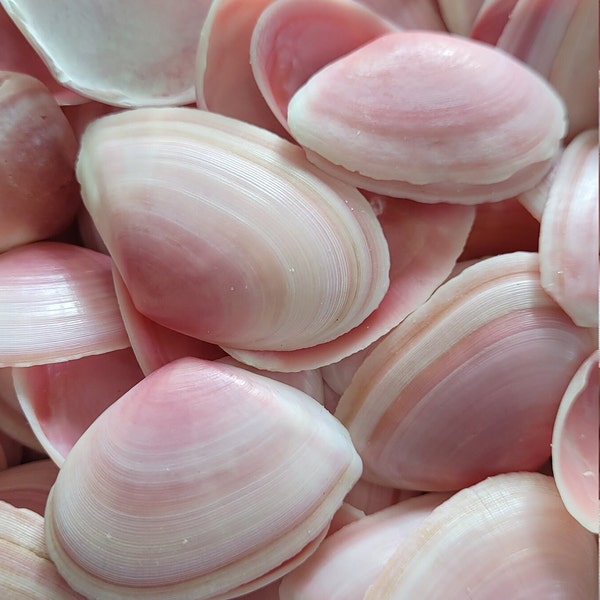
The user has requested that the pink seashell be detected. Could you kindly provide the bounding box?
[196,0,290,137]
[77,107,390,360]
[286,31,567,203]
[13,348,144,466]
[0,0,212,107]
[251,0,395,133]
[552,351,599,533]
[0,71,80,253]
[365,473,598,599]
[45,358,362,599]
[0,242,129,367]
[336,253,597,490]
[0,500,84,598]
[470,0,519,44]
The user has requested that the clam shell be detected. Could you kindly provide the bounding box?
[77,107,390,356]
[286,30,567,203]
[196,0,289,137]
[539,129,599,328]
[335,252,597,490]
[279,492,450,600]
[45,358,362,600]
[552,351,599,533]
[250,0,395,133]
[0,242,129,367]
[0,0,212,106]
[365,473,599,599]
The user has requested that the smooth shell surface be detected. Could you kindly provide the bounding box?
[287,30,567,203]
[78,107,390,354]
[45,358,362,600]
[0,0,212,106]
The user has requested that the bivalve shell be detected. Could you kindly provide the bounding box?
[45,358,362,600]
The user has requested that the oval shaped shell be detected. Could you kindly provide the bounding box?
[287,31,567,203]
[335,252,596,490]
[365,473,598,599]
[45,358,362,600]
[77,107,390,353]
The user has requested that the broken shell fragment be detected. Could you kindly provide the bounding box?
[287,30,567,203]
[335,252,596,491]
[77,107,390,358]
[45,358,362,600]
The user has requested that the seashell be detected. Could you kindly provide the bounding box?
[471,0,598,140]
[13,348,144,466]
[196,0,289,137]
[77,107,390,361]
[279,492,450,600]
[364,473,599,599]
[0,500,85,599]
[335,252,597,491]
[552,351,599,533]
[226,196,473,371]
[112,267,226,375]
[0,0,212,107]
[286,31,567,204]
[0,71,80,253]
[0,242,129,367]
[251,0,395,134]
[45,358,362,600]
[0,459,58,515]
[539,129,599,328]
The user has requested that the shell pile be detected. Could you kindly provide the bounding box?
[0,0,598,599]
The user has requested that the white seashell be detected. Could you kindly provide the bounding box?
[364,473,598,599]
[286,31,567,203]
